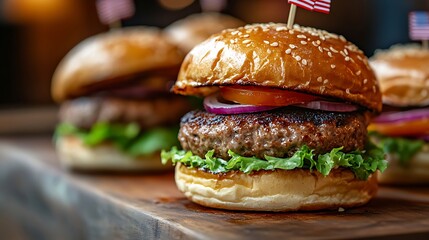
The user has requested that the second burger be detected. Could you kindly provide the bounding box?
[52,27,191,171]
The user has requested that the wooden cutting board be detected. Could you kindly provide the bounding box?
[1,136,429,240]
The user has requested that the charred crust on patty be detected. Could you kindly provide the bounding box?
[179,109,369,159]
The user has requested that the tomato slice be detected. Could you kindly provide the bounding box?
[368,118,429,137]
[220,86,318,106]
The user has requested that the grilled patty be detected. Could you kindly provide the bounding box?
[60,96,192,129]
[179,108,370,159]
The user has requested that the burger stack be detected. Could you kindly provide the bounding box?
[162,23,387,211]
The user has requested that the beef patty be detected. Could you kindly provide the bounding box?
[60,96,192,129]
[179,108,370,159]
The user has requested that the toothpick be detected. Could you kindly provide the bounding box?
[109,20,122,30]
[287,5,297,29]
[423,40,429,50]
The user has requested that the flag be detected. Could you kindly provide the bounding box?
[288,0,315,11]
[200,0,227,12]
[409,11,429,40]
[288,0,331,14]
[96,0,135,25]
[314,0,331,14]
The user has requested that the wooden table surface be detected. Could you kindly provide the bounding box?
[1,136,429,240]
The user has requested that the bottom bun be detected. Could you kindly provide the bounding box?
[378,145,429,184]
[175,163,378,211]
[56,136,172,171]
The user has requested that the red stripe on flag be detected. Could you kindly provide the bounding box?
[96,0,135,25]
[288,0,315,11]
[314,0,331,14]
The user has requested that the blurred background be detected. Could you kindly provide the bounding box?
[0,0,428,110]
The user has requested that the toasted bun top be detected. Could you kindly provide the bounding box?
[370,44,429,107]
[165,12,244,53]
[52,27,184,102]
[173,23,382,112]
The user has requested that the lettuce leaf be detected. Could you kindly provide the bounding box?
[55,122,179,157]
[369,131,424,166]
[161,142,387,180]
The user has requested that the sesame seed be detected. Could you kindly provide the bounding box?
[346,88,350,94]
[270,42,279,47]
[323,79,329,84]
[317,77,323,82]
[301,41,307,45]
[302,59,307,65]
[285,49,292,54]
[345,56,351,61]
[295,55,301,61]
[328,52,333,57]
[331,64,336,69]
[329,47,338,53]
[356,70,361,76]
[263,40,270,44]
[289,44,296,49]
[297,34,306,39]
[242,39,251,44]
[363,79,368,84]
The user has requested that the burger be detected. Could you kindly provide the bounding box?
[164,12,244,53]
[52,27,192,171]
[369,45,429,184]
[162,23,387,211]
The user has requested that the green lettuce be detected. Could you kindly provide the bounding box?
[161,142,387,180]
[55,122,179,157]
[369,131,424,166]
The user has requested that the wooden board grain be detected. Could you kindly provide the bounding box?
[1,136,429,240]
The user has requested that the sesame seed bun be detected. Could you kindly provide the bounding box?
[370,44,429,107]
[52,27,184,102]
[175,163,378,211]
[173,23,381,112]
[165,12,244,53]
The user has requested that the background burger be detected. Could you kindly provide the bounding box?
[52,27,192,171]
[165,12,244,53]
[369,45,429,184]
[162,23,387,211]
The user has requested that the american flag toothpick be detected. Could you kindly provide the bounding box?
[287,0,331,28]
[409,11,429,49]
[96,0,135,29]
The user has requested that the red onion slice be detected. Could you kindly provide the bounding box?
[295,100,358,112]
[204,94,278,114]
[373,108,429,124]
